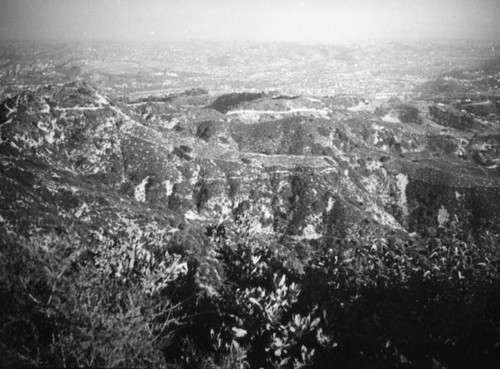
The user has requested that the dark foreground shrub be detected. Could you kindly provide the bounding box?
[2,215,499,369]
[0,224,185,368]
[299,225,500,369]
[167,216,500,369]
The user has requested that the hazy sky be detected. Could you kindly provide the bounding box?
[0,0,499,44]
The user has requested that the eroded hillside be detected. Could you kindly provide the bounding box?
[1,80,499,245]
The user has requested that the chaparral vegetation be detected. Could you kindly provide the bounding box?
[2,215,499,368]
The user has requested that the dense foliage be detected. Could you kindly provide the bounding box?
[0,224,182,367]
[1,217,500,368]
[210,92,265,114]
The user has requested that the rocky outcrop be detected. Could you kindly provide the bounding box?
[1,82,500,244]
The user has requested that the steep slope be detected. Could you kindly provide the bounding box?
[0,82,178,238]
[1,82,500,246]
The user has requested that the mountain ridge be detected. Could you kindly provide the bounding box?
[1,81,499,246]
